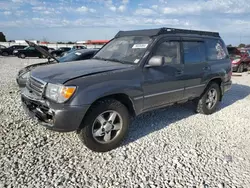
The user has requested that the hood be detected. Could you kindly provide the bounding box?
[25,40,59,62]
[31,59,133,84]
[18,61,57,76]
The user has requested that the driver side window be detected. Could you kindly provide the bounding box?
[153,41,180,65]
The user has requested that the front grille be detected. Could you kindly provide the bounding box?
[26,76,46,98]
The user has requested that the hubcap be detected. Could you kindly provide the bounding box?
[92,110,123,144]
[205,88,218,109]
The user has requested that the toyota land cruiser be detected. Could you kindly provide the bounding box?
[20,28,232,152]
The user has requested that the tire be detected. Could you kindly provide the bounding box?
[19,54,26,59]
[237,63,244,73]
[39,55,45,58]
[195,82,221,115]
[2,52,8,56]
[78,99,130,152]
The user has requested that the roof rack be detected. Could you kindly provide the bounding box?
[159,28,220,37]
[115,27,220,38]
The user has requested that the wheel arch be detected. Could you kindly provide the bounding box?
[77,93,136,131]
[205,77,223,101]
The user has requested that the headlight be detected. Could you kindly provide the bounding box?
[45,83,76,103]
[20,71,30,79]
[232,59,240,64]
[13,50,18,53]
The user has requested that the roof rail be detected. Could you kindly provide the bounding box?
[115,27,220,38]
[159,28,220,37]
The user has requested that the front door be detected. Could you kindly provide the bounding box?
[142,38,185,110]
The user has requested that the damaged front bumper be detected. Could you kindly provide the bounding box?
[21,90,89,132]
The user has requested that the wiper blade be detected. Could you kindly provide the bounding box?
[106,58,133,64]
[92,57,108,61]
[106,58,122,63]
[93,57,133,64]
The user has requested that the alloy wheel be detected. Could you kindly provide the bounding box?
[92,110,123,144]
[205,88,218,109]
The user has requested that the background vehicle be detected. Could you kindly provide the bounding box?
[48,48,55,53]
[227,46,250,72]
[0,45,6,49]
[16,43,98,87]
[61,46,87,57]
[72,45,87,50]
[50,47,71,57]
[15,46,49,58]
[20,28,232,152]
[0,45,27,56]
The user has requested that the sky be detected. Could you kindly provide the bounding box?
[0,0,250,45]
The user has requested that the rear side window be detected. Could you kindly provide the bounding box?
[206,39,228,60]
[154,41,180,64]
[183,41,206,64]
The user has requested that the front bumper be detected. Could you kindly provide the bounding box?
[13,52,19,56]
[21,92,90,132]
[232,64,239,72]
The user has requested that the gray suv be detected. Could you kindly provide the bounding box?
[20,28,232,152]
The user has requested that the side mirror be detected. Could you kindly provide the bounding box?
[146,56,164,67]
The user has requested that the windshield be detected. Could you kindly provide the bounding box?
[93,36,152,64]
[58,51,83,62]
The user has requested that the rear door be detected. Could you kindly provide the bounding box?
[26,47,36,57]
[181,38,208,99]
[142,37,185,110]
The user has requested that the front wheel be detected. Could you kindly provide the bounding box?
[195,83,221,115]
[237,63,244,73]
[78,99,130,152]
[19,53,26,59]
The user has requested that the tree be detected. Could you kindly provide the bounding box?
[0,32,6,42]
[238,43,246,48]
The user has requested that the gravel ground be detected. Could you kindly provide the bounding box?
[0,57,250,188]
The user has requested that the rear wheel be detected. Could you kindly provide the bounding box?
[237,63,244,73]
[78,99,130,152]
[2,52,8,56]
[195,83,221,115]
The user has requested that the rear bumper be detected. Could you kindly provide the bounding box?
[21,93,90,132]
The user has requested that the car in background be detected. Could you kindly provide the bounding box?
[72,45,87,50]
[227,46,250,72]
[16,41,98,88]
[61,46,87,57]
[0,45,6,49]
[50,47,71,57]
[14,45,49,58]
[0,45,27,56]
[48,48,55,53]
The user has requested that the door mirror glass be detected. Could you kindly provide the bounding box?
[146,56,164,67]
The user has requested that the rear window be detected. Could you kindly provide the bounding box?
[205,39,228,60]
[183,41,206,64]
